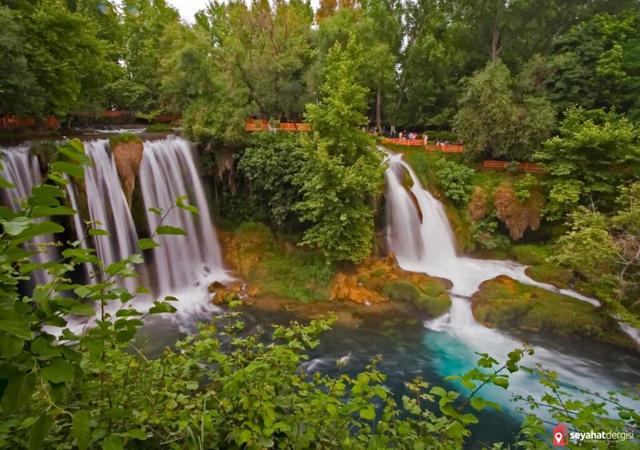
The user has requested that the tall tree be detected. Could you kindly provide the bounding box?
[295,37,384,263]
[454,59,555,160]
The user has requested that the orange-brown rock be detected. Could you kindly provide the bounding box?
[209,280,245,305]
[329,255,451,306]
[468,186,488,221]
[112,140,144,206]
[493,183,543,240]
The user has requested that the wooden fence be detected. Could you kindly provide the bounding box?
[245,119,311,132]
[0,116,60,130]
[380,137,464,153]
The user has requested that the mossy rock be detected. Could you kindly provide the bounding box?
[472,276,634,349]
[382,280,451,318]
[525,263,574,289]
[109,132,142,149]
[511,244,551,266]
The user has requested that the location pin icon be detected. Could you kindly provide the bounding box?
[554,432,563,444]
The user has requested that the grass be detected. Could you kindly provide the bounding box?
[472,276,632,348]
[109,132,142,148]
[146,123,173,133]
[224,222,334,303]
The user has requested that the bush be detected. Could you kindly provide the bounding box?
[238,133,306,230]
[434,158,474,205]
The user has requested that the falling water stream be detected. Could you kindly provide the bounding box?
[383,150,639,416]
[0,145,57,286]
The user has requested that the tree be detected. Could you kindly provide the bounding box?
[454,59,555,160]
[238,133,306,230]
[295,37,384,263]
[0,0,114,116]
[202,0,315,121]
[536,107,640,217]
[118,0,181,112]
[546,11,640,120]
[0,6,41,115]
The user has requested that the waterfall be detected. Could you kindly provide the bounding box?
[0,145,57,285]
[65,175,95,283]
[140,136,224,295]
[84,140,142,290]
[383,149,640,407]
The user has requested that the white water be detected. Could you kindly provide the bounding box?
[0,145,57,285]
[2,138,229,332]
[383,151,639,411]
[140,136,225,296]
[84,140,142,291]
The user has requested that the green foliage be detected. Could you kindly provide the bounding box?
[454,59,555,161]
[295,37,384,263]
[434,158,475,205]
[470,216,511,251]
[546,10,640,120]
[536,107,640,219]
[238,133,306,230]
[554,208,618,283]
[108,132,141,149]
[227,223,334,303]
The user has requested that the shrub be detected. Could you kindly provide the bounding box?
[434,158,474,206]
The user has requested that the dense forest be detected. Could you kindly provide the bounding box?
[1,0,640,448]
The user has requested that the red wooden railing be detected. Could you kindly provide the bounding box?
[245,119,312,132]
[0,116,60,130]
[483,160,544,173]
[380,138,464,153]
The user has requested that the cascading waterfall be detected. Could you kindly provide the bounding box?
[0,145,57,285]
[2,136,227,324]
[383,150,639,412]
[84,140,142,290]
[140,137,225,295]
[65,175,95,283]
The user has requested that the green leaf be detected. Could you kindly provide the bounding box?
[51,161,84,179]
[148,207,163,216]
[89,228,109,236]
[31,205,76,218]
[70,303,95,316]
[1,373,35,413]
[0,335,24,358]
[0,175,15,189]
[125,428,148,441]
[16,221,64,242]
[1,217,30,236]
[101,436,124,450]
[41,358,75,384]
[138,238,159,250]
[176,195,199,215]
[156,225,186,236]
[148,301,177,315]
[73,410,91,450]
[493,377,509,389]
[470,396,485,411]
[29,414,53,450]
[359,406,376,420]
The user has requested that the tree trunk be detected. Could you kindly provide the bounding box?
[376,85,382,133]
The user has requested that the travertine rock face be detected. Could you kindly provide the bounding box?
[112,140,144,206]
[493,183,542,240]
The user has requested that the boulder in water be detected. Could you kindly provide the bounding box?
[471,276,634,349]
